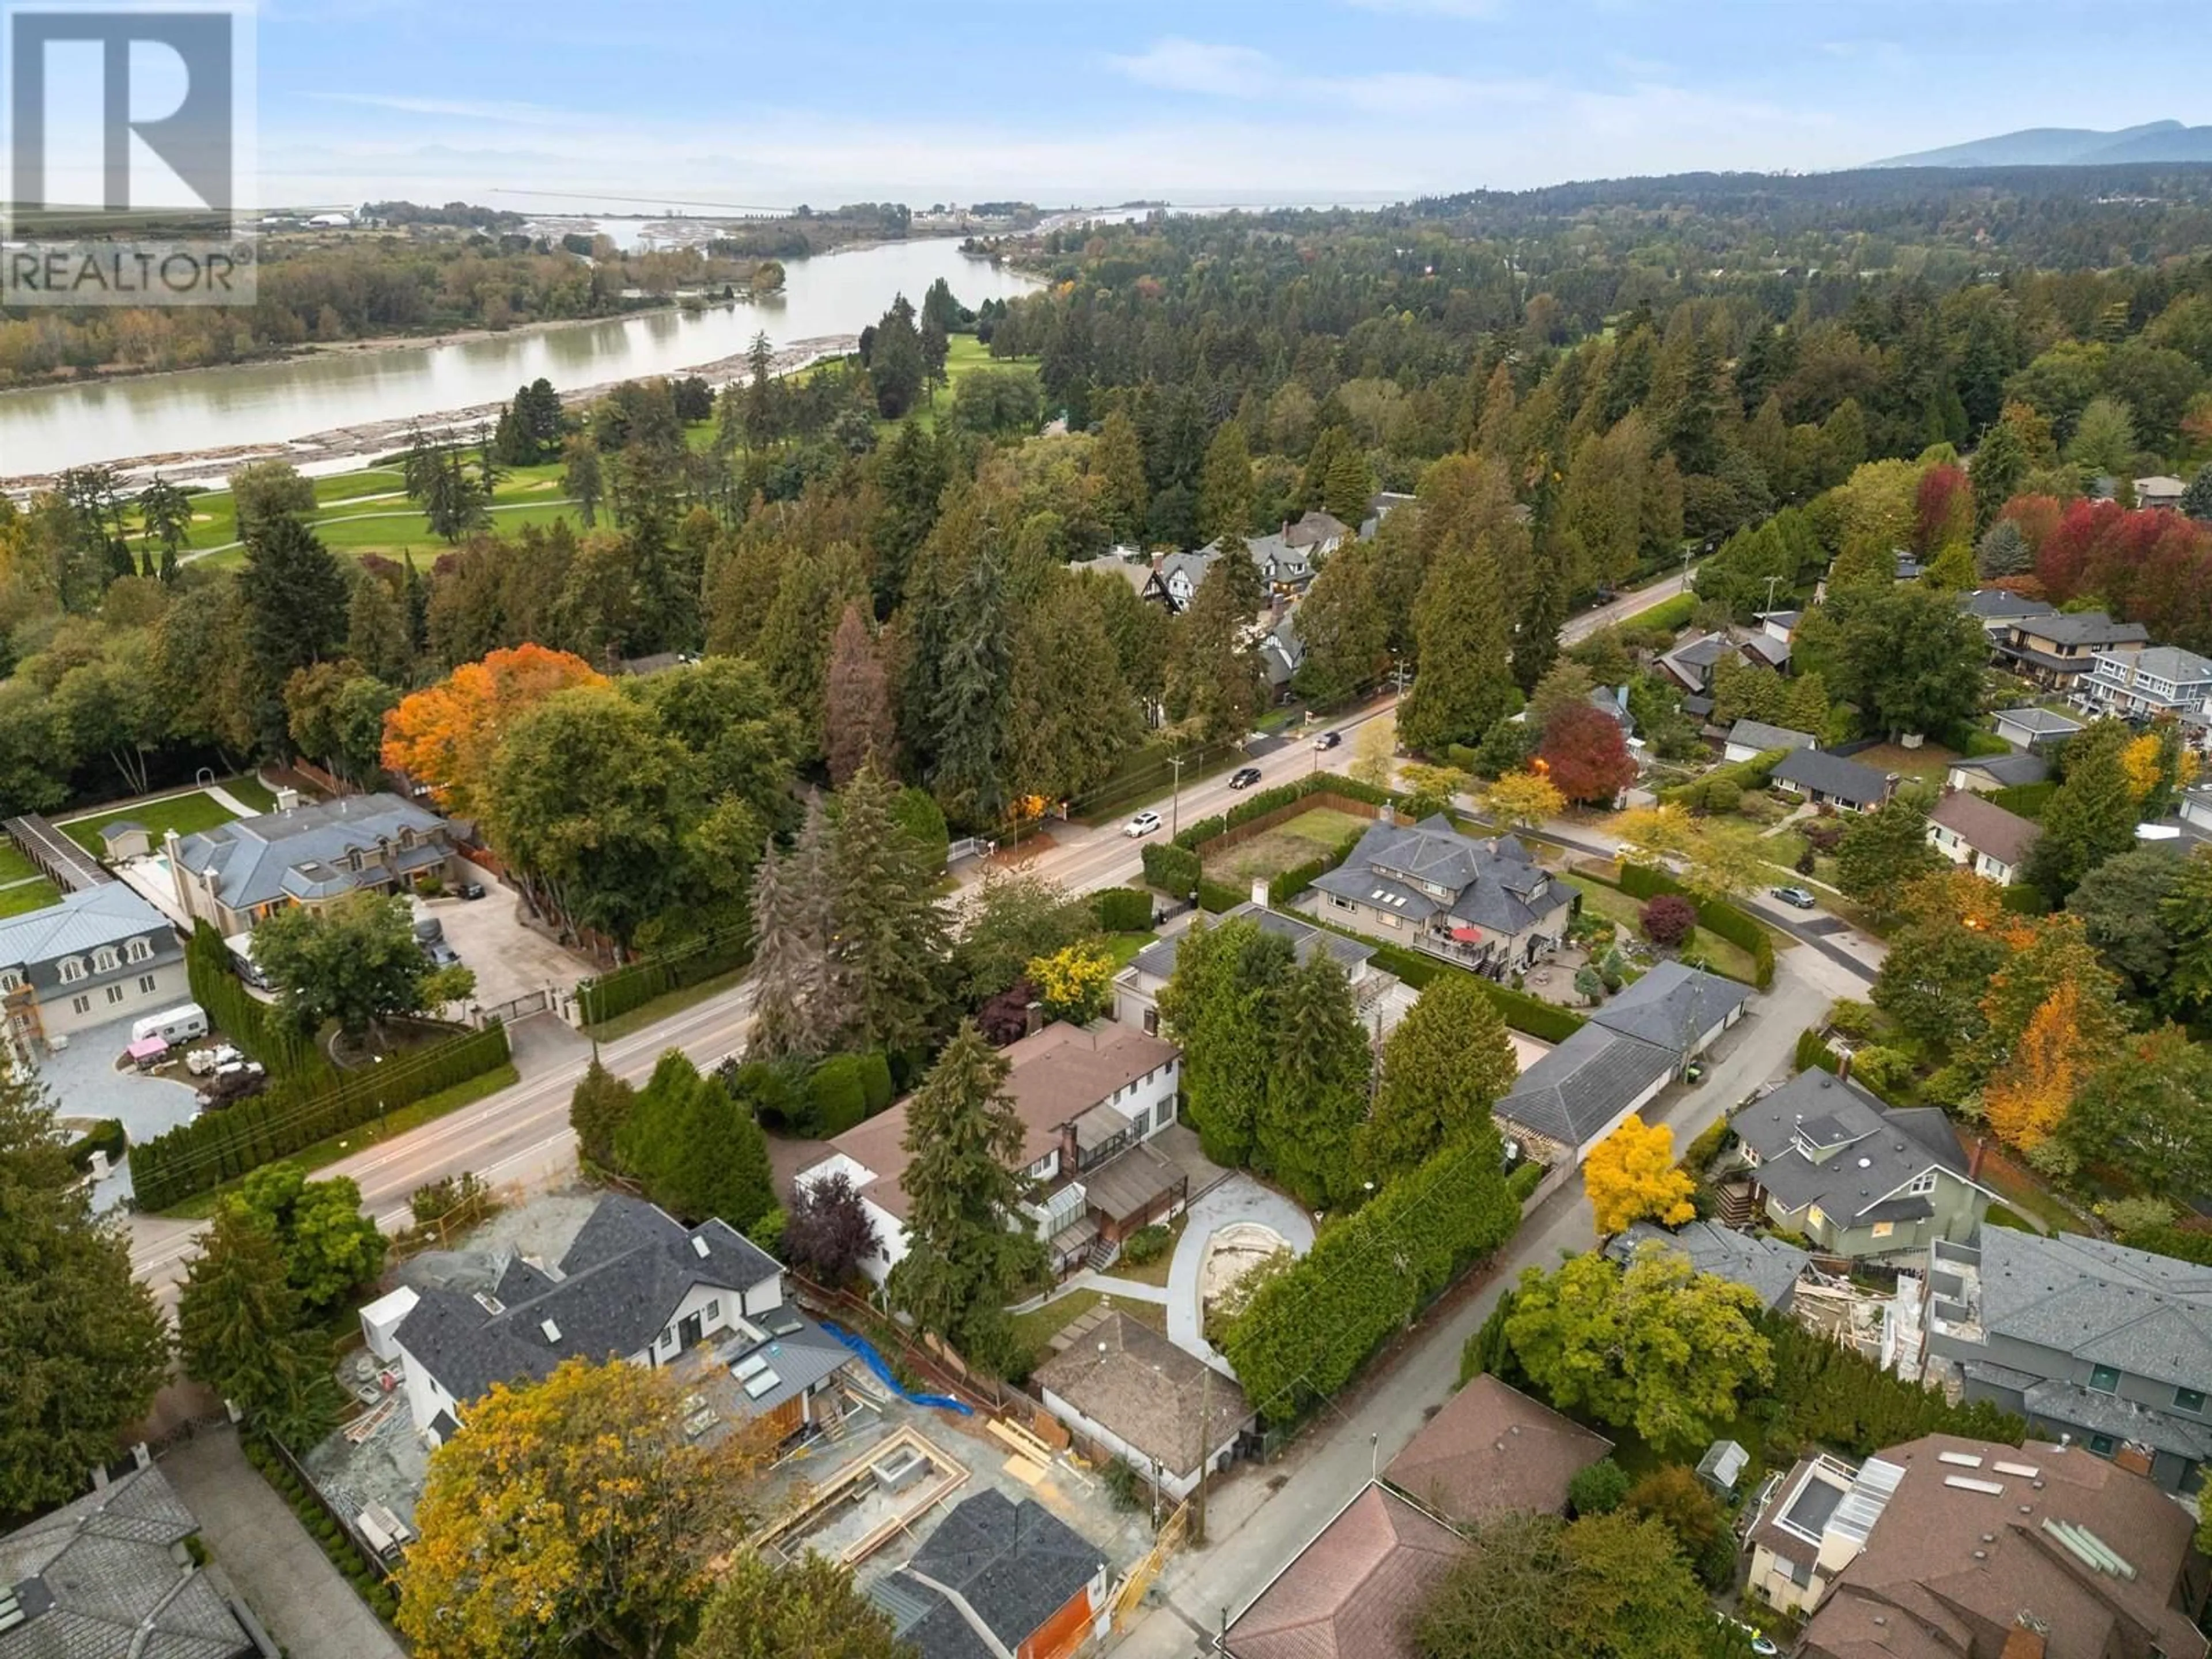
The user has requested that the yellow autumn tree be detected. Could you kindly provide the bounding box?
[1983,981,2086,1155]
[1025,941,1116,1024]
[1584,1113,1699,1238]
[1484,768,1567,828]
[1349,715,1397,790]
[396,1357,771,1659]
[2120,733,2166,802]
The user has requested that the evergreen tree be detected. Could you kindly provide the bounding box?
[885,1024,1045,1370]
[401,551,430,654]
[1291,539,1389,705]
[347,571,414,684]
[828,762,949,1055]
[1513,553,1569,695]
[869,422,948,617]
[177,1205,332,1445]
[2161,847,2212,1013]
[2028,719,2143,902]
[0,1069,171,1514]
[1198,421,1256,545]
[1163,555,1264,745]
[1006,570,1141,804]
[1094,407,1150,540]
[927,541,1013,825]
[562,434,604,528]
[1975,518,2031,578]
[238,513,349,748]
[1356,975,1516,1184]
[1156,918,1292,1166]
[569,1057,637,1171]
[1259,956,1372,1209]
[1969,418,2028,530]
[1323,443,1374,525]
[1834,793,1945,926]
[1400,533,1518,753]
[868,296,926,420]
[824,603,895,786]
[2181,461,2212,524]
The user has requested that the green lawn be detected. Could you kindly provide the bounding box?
[217,772,280,813]
[0,878,61,918]
[0,843,37,884]
[1108,1214,1185,1287]
[1101,931,1157,968]
[1007,1286,1166,1363]
[58,790,241,854]
[582,962,751,1041]
[1203,807,1372,884]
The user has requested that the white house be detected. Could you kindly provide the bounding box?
[0,882,186,1061]
[1924,790,2041,888]
[2135,474,2188,511]
[1722,719,1818,766]
[1032,1309,1252,1502]
[800,1021,1185,1283]
[2082,644,2212,737]
[388,1195,808,1444]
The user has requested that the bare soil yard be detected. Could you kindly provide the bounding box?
[1201,806,1372,884]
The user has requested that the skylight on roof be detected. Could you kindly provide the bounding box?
[692,1235,711,1259]
[743,1369,781,1399]
[540,1319,562,1342]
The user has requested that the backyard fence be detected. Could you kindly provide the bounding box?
[574,925,752,1027]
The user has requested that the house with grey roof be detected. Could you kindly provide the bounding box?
[1771,748,1894,812]
[1723,718,1818,765]
[1994,610,2149,693]
[388,1194,828,1444]
[1657,631,1758,695]
[1957,587,2056,639]
[1605,1220,1813,1312]
[1731,1070,1991,1262]
[866,1489,1107,1659]
[1992,704,2086,752]
[2136,474,2188,510]
[1944,750,2049,793]
[1926,789,2040,886]
[1306,816,1570,977]
[1920,1230,2212,1494]
[1114,899,1390,1036]
[1258,605,1305,694]
[2083,642,2212,739]
[0,1463,259,1659]
[1493,961,1752,1164]
[1145,549,1218,612]
[1065,548,1154,596]
[0,881,184,1060]
[170,792,464,936]
[1033,1309,1253,1502]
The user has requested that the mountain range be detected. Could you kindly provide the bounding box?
[1872,120,2212,169]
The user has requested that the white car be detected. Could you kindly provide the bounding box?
[1124,810,1162,838]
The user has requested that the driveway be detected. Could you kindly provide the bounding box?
[414,884,593,1012]
[1165,1175,1317,1372]
[36,1014,202,1210]
[161,1425,405,1659]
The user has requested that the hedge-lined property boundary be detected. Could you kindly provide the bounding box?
[128,1022,512,1210]
[1301,912,1589,1043]
[185,923,331,1085]
[1657,745,1793,812]
[577,926,752,1026]
[1612,863,1777,989]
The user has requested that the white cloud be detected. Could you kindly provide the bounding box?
[1107,38,1279,100]
[308,92,571,126]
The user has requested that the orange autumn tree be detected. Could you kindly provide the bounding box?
[380,643,604,817]
[1584,1113,1698,1238]
[1983,980,2086,1156]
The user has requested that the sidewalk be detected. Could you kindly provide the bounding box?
[160,1425,405,1659]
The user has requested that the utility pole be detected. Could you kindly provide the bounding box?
[1764,573,1783,616]
[1168,752,1185,837]
[1195,1360,1212,1546]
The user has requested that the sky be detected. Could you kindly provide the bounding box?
[236,0,2212,211]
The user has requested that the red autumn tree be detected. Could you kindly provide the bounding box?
[1540,702,1639,806]
[1997,494,2065,558]
[381,643,605,815]
[1914,463,1975,555]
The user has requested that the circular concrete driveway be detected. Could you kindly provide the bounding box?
[1166,1175,1316,1373]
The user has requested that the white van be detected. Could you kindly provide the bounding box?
[131,1003,209,1046]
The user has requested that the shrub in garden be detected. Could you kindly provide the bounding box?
[1640,894,1696,949]
[1567,1457,1631,1516]
[1120,1224,1172,1266]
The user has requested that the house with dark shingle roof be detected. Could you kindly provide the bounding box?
[866,1490,1107,1659]
[1604,1220,1813,1313]
[1751,1434,2208,1659]
[0,1464,257,1659]
[1723,719,1818,765]
[1732,1070,1991,1262]
[1771,747,1895,812]
[1920,1230,2212,1494]
[390,1194,802,1443]
[1992,705,2086,752]
[169,791,463,935]
[1306,816,1571,977]
[1657,631,1756,695]
[1032,1310,1253,1502]
[1222,1482,1464,1659]
[1494,961,1752,1163]
[1926,790,2041,885]
[1113,899,1387,1036]
[1945,751,2050,793]
[1994,611,2149,693]
[1382,1374,1611,1526]
[1959,587,2057,639]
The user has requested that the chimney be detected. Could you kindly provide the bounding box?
[1024,999,1045,1038]
[1968,1137,1986,1181]
[274,786,300,813]
[1250,877,1270,911]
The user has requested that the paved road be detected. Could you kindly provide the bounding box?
[1115,946,1859,1657]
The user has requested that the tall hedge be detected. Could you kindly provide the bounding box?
[1092,887,1154,931]
[1139,842,1202,897]
[127,1022,511,1210]
[1794,1028,1842,1075]
[1658,747,1792,812]
[1990,781,2056,821]
[576,926,752,1026]
[1221,1135,1520,1421]
[185,922,329,1085]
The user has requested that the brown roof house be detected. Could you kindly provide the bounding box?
[1381,1374,1612,1525]
[1745,1434,2207,1659]
[1926,790,2041,888]
[797,1022,1186,1285]
[1032,1310,1253,1503]
[1221,1483,1464,1659]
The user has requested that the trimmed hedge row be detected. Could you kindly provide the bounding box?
[1620,592,1696,633]
[1795,1028,1843,1075]
[185,923,330,1084]
[1092,887,1154,931]
[1267,825,1373,907]
[1990,781,2056,821]
[66,1118,127,1172]
[241,1431,398,1624]
[807,1051,896,1137]
[1169,772,1396,853]
[1613,864,1776,988]
[1221,1135,1522,1422]
[1658,746,1793,812]
[127,1022,512,1210]
[577,926,752,1026]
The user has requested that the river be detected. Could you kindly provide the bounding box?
[0,238,1041,481]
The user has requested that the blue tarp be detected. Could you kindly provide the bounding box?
[819,1319,974,1415]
